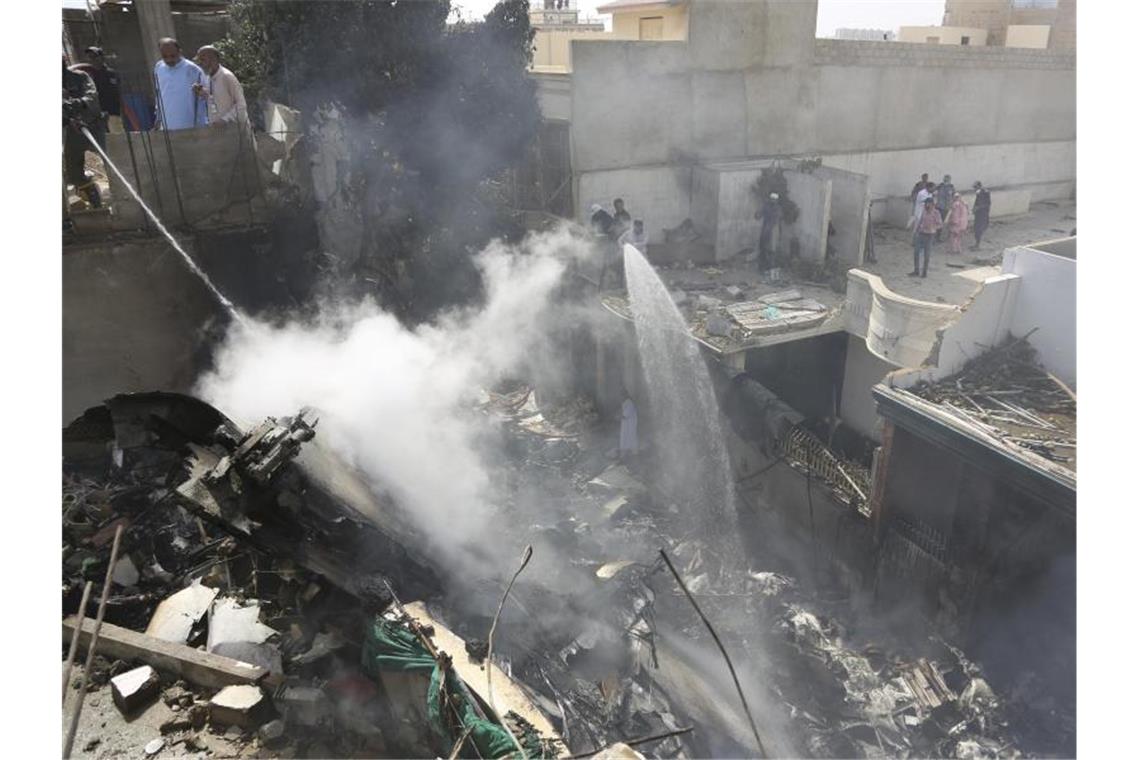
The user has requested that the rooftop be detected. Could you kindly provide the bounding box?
[890,335,1076,476]
[600,256,847,356]
[859,199,1077,306]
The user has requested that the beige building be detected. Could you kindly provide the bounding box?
[943,0,1075,50]
[597,0,689,41]
[529,0,609,73]
[898,25,988,46]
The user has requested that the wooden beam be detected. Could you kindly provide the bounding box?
[62,616,267,691]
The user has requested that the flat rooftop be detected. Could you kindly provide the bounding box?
[860,199,1077,305]
[600,259,847,355]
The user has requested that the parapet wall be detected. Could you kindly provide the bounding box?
[814,38,1075,69]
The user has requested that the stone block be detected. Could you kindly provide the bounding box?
[209,684,272,729]
[110,665,161,715]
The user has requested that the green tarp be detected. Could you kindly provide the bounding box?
[362,616,548,759]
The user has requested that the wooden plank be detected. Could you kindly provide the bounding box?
[63,616,268,690]
[402,602,569,757]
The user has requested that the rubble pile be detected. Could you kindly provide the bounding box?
[62,387,1067,757]
[599,256,843,355]
[907,336,1077,469]
[61,392,566,759]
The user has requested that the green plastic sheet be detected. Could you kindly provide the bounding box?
[361,616,547,759]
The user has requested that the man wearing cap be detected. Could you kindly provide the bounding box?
[153,37,208,130]
[70,47,120,140]
[911,196,942,278]
[970,181,991,251]
[193,45,249,127]
[756,192,782,269]
[63,56,103,209]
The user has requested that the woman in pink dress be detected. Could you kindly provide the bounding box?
[945,193,969,254]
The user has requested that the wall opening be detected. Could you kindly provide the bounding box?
[638,16,664,40]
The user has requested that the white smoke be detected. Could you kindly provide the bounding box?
[196,227,589,563]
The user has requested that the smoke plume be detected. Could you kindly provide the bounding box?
[197,227,589,566]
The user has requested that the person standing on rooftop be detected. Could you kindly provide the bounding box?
[153,38,207,130]
[911,196,942,278]
[910,173,929,203]
[971,181,992,251]
[935,175,955,242]
[193,45,248,127]
[945,193,969,255]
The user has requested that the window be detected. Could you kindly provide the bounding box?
[926,36,940,44]
[639,16,665,40]
[960,36,971,45]
[1012,0,1057,8]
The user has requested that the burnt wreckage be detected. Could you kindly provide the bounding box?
[63,392,1054,758]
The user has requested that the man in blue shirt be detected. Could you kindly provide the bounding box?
[153,38,207,130]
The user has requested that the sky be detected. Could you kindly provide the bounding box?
[454,0,945,36]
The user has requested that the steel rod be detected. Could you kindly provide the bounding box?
[658,548,767,758]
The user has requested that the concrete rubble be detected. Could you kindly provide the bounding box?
[110,665,160,715]
[61,386,1072,757]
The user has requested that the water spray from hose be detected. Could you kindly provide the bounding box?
[79,126,246,326]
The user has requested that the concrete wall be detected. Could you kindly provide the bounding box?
[104,122,263,231]
[898,26,988,45]
[63,238,223,422]
[1005,25,1051,48]
[570,1,1074,232]
[784,171,830,262]
[611,4,689,40]
[578,166,693,244]
[840,335,895,442]
[532,72,572,122]
[814,166,870,266]
[1003,245,1076,385]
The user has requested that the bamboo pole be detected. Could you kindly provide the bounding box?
[63,524,124,758]
[62,581,94,703]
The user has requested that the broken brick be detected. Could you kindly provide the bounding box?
[209,684,272,729]
[110,665,160,715]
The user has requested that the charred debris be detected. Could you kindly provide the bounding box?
[63,390,1045,758]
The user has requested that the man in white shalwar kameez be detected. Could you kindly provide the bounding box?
[619,394,639,460]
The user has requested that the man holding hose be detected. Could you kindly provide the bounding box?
[63,56,103,212]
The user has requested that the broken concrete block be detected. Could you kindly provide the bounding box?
[110,665,160,715]
[188,702,209,729]
[209,684,271,729]
[725,285,744,299]
[208,597,282,674]
[160,715,193,735]
[147,581,219,643]
[670,290,688,306]
[696,294,721,310]
[111,555,139,587]
[258,718,287,746]
[274,685,332,727]
[706,314,733,338]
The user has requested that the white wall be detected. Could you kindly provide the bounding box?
[1003,245,1076,385]
[840,334,895,441]
[784,171,831,262]
[814,166,871,266]
[577,165,693,244]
